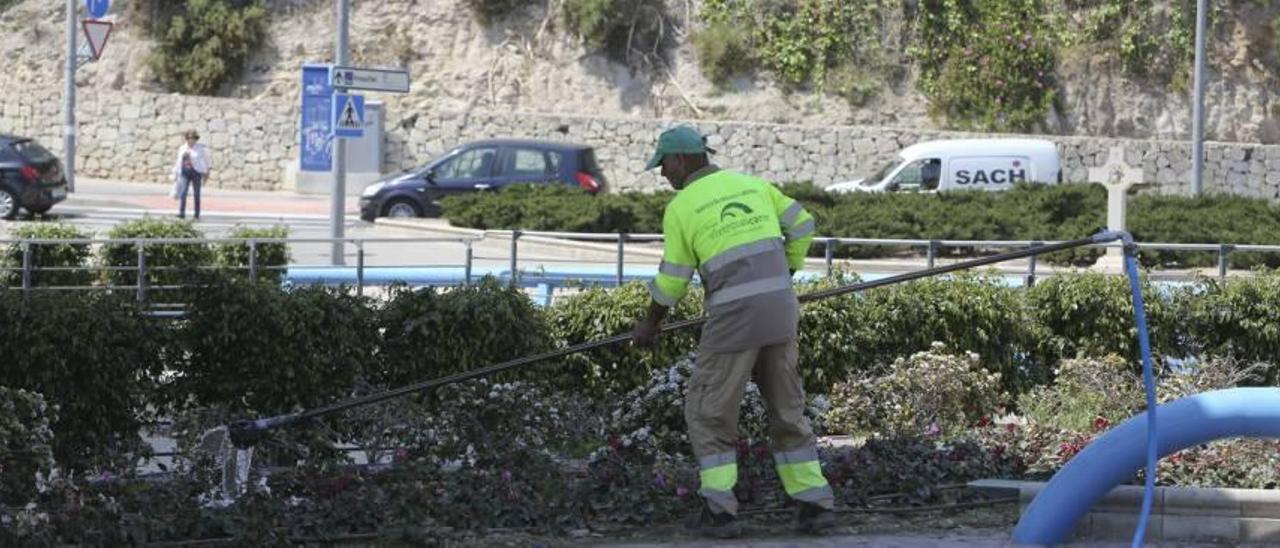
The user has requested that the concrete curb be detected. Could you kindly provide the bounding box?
[971,479,1280,544]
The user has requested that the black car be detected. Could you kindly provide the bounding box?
[360,139,607,221]
[0,135,69,220]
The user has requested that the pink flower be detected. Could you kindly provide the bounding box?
[654,471,667,489]
[925,422,941,437]
[676,485,690,498]
[1093,416,1112,432]
[501,470,512,482]
[394,448,409,462]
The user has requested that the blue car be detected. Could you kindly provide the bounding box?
[359,139,608,221]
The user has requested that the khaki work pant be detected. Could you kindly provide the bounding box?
[685,338,834,515]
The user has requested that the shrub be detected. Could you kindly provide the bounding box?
[1025,270,1182,370]
[1177,272,1280,384]
[374,279,551,388]
[148,0,268,95]
[544,282,702,395]
[793,272,865,392]
[1017,355,1143,432]
[1129,193,1280,269]
[0,388,56,506]
[443,184,669,233]
[692,20,756,86]
[174,278,379,419]
[0,291,165,475]
[853,272,1034,393]
[465,0,523,23]
[823,436,1023,507]
[1,223,93,288]
[99,217,212,298]
[561,0,671,66]
[213,225,290,284]
[825,343,1006,438]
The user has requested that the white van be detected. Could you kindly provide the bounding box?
[826,138,1061,194]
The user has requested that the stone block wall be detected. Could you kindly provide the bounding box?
[4,84,1280,199]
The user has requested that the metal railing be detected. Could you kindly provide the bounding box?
[3,233,1279,301]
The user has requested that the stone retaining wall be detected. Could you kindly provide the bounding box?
[4,85,1280,198]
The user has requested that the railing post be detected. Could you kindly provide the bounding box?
[248,239,258,282]
[1027,241,1042,287]
[1218,244,1233,280]
[21,241,32,293]
[824,239,835,276]
[616,233,626,287]
[927,240,939,270]
[510,230,521,286]
[464,242,473,285]
[356,241,365,297]
[136,240,147,303]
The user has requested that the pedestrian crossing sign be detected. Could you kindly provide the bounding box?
[333,93,365,139]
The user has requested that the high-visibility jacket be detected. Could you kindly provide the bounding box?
[649,168,816,352]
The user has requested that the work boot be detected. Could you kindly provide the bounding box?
[794,501,836,535]
[686,501,742,539]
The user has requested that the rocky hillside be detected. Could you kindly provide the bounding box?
[3,0,1280,143]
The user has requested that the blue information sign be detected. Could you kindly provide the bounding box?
[85,0,109,19]
[299,64,333,172]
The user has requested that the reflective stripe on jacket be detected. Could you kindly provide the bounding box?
[648,168,816,352]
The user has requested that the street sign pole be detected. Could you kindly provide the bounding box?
[64,0,77,193]
[330,0,349,266]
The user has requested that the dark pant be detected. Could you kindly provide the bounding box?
[179,170,202,219]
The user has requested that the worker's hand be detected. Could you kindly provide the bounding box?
[632,318,661,348]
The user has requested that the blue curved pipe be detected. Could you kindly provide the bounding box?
[1012,387,1280,545]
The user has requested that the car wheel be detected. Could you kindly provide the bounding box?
[383,199,422,219]
[0,188,18,220]
[27,205,51,215]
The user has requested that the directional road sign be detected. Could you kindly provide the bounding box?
[333,93,365,139]
[85,0,109,19]
[330,66,410,93]
[82,20,112,60]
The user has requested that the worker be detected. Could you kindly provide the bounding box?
[631,125,836,538]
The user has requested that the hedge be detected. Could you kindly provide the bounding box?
[0,223,93,288]
[7,270,1280,472]
[443,183,1280,268]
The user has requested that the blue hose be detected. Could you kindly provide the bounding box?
[1123,246,1158,547]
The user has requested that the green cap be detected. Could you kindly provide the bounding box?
[644,125,716,170]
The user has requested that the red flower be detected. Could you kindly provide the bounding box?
[978,415,992,428]
[1005,423,1017,433]
[1093,416,1111,432]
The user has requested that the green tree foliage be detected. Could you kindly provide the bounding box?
[148,0,267,95]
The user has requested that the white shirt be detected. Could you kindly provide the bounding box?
[173,142,213,175]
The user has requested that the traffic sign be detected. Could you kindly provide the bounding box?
[85,0,109,19]
[82,20,112,60]
[333,93,365,139]
[330,66,409,93]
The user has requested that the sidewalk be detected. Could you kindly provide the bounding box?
[64,178,359,217]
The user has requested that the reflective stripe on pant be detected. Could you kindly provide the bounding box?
[685,338,834,515]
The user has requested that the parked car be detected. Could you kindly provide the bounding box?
[826,138,1062,194]
[360,139,608,221]
[0,135,69,220]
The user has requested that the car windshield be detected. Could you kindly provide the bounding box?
[861,159,900,187]
[12,140,56,163]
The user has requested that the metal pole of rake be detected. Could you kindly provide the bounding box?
[227,232,1121,448]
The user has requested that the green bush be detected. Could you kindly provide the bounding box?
[561,0,670,65]
[375,278,551,388]
[826,343,1006,438]
[214,225,290,284]
[545,282,702,395]
[0,388,56,506]
[443,184,669,233]
[925,1,1058,132]
[465,0,523,23]
[1025,270,1182,370]
[1177,272,1280,384]
[1017,355,1143,432]
[174,278,379,419]
[853,272,1035,393]
[1,223,93,288]
[692,20,756,87]
[147,0,268,95]
[99,217,212,298]
[1129,193,1280,269]
[0,290,165,475]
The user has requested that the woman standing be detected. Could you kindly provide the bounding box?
[173,129,212,219]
